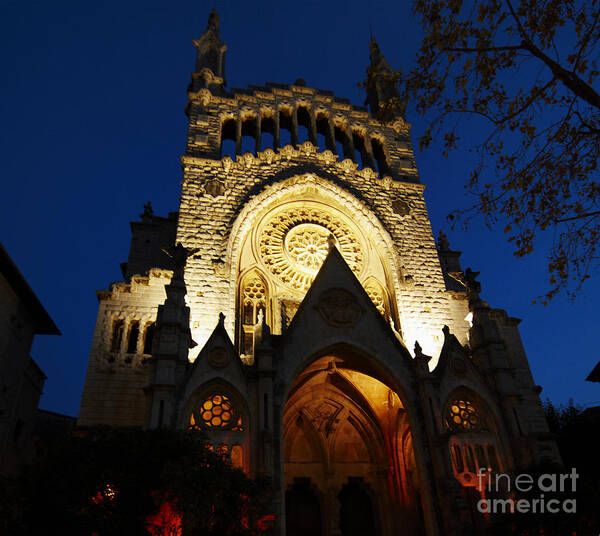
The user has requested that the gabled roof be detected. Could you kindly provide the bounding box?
[0,243,60,335]
[185,314,246,377]
[586,361,600,383]
[283,246,411,361]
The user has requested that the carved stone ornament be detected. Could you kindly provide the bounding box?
[340,158,357,174]
[299,140,317,155]
[208,346,230,369]
[392,198,411,216]
[258,204,364,291]
[306,401,342,437]
[451,355,467,377]
[316,288,363,327]
[202,178,227,197]
[198,89,211,107]
[221,155,233,173]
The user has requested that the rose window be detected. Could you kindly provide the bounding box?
[189,394,244,431]
[285,223,330,273]
[447,399,480,431]
[258,205,364,291]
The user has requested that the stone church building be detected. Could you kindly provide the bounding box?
[78,10,559,536]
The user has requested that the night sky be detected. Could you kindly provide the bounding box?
[1,0,598,418]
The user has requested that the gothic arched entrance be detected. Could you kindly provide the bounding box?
[339,479,377,536]
[283,352,425,536]
[285,478,322,536]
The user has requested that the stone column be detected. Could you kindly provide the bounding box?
[341,124,355,161]
[363,133,377,170]
[327,117,336,153]
[291,106,299,148]
[274,110,280,149]
[309,108,318,147]
[235,114,242,156]
[255,114,262,154]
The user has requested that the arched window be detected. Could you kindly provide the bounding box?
[279,107,293,147]
[221,117,237,158]
[238,273,268,357]
[444,390,505,488]
[187,389,248,472]
[296,106,311,145]
[447,399,480,432]
[126,320,139,354]
[142,322,155,355]
[110,319,124,353]
[371,136,390,176]
[241,116,258,154]
[188,393,245,431]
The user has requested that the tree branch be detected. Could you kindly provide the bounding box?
[521,38,600,110]
[444,45,524,53]
[555,211,600,223]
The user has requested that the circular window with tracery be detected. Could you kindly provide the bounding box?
[257,204,365,291]
[447,399,480,431]
[188,394,245,431]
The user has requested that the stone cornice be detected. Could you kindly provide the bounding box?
[181,141,422,190]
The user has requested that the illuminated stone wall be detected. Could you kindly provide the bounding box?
[178,81,471,363]
[76,13,561,535]
[78,270,172,426]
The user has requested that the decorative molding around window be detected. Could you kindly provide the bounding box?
[188,394,245,431]
[238,273,267,357]
[446,399,480,432]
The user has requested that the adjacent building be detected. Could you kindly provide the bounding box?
[0,243,60,474]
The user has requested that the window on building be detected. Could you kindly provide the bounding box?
[451,444,464,473]
[239,275,267,356]
[279,108,293,147]
[143,322,155,355]
[111,319,124,353]
[261,115,276,151]
[188,394,245,431]
[297,106,311,145]
[221,117,237,159]
[447,399,480,432]
[316,114,331,152]
[241,116,257,154]
[127,320,139,353]
[231,444,243,469]
[334,125,351,160]
[371,137,389,176]
[352,131,368,170]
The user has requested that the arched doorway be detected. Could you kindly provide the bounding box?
[339,479,376,536]
[283,352,425,536]
[285,478,322,536]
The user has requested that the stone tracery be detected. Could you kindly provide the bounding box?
[257,204,364,291]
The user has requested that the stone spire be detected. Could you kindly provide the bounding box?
[365,37,403,119]
[192,8,227,85]
[145,244,197,429]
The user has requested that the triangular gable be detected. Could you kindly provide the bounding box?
[282,246,413,366]
[434,326,498,402]
[180,314,247,394]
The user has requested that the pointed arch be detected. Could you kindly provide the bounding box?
[442,386,508,487]
[236,267,271,358]
[224,174,405,330]
[180,378,251,473]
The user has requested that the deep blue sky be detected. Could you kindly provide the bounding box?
[1,0,598,417]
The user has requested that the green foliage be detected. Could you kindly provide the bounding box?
[0,427,272,536]
[374,0,600,302]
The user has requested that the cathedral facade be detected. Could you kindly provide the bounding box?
[78,10,559,536]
